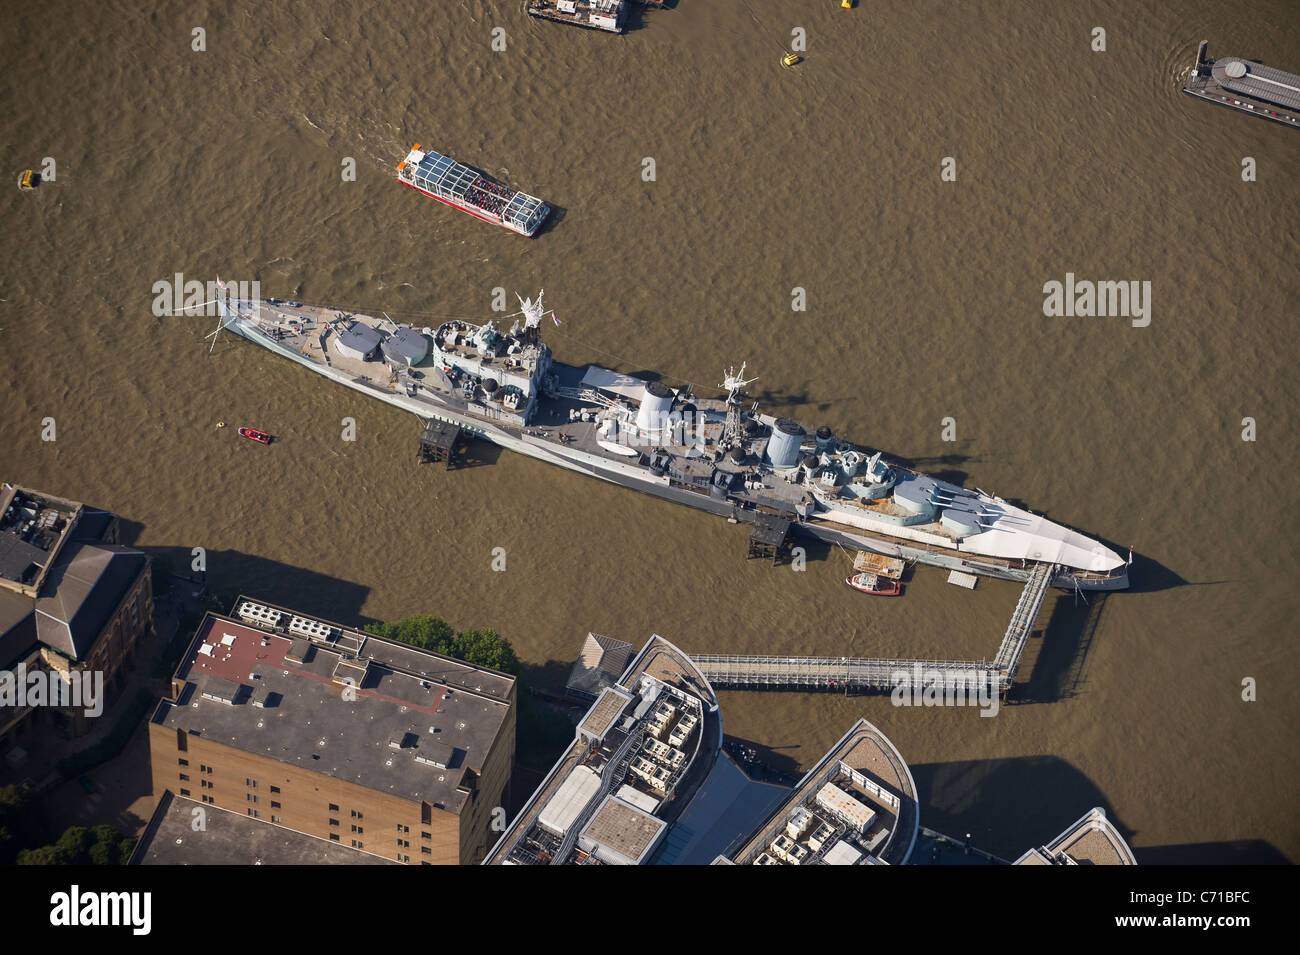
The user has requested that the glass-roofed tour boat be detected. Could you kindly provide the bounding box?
[397,144,550,237]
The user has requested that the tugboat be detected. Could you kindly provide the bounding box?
[845,572,901,596]
[238,427,273,445]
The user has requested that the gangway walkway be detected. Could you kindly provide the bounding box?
[992,560,1054,681]
[694,563,1060,696]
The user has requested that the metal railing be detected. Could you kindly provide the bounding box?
[694,563,1060,695]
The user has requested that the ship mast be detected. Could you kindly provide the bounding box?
[517,289,546,348]
[719,362,757,451]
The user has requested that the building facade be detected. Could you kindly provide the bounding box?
[148,597,516,865]
[0,485,151,749]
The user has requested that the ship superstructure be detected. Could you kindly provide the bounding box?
[214,289,1129,591]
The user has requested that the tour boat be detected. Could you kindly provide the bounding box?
[396,144,550,237]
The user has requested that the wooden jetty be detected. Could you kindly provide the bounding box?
[853,550,904,579]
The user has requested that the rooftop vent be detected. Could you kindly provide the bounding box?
[288,615,335,641]
[237,601,282,628]
[200,678,247,706]
[414,741,455,770]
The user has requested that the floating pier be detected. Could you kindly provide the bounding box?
[694,562,1057,696]
[854,550,905,579]
[1182,41,1300,128]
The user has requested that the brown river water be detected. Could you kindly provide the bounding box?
[2,1,1297,862]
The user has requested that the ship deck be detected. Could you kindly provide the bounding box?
[526,0,628,33]
[1182,45,1300,128]
[228,300,1125,588]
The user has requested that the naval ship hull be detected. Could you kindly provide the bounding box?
[218,302,1128,592]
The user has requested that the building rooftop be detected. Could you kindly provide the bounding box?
[153,598,515,812]
[0,486,83,595]
[0,589,37,668]
[1014,808,1136,865]
[0,485,140,666]
[579,794,667,865]
[565,631,635,701]
[486,633,721,865]
[578,685,633,741]
[132,791,396,865]
[721,718,920,866]
[34,542,146,661]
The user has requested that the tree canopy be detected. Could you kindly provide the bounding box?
[364,616,520,675]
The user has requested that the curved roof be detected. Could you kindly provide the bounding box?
[1212,57,1300,111]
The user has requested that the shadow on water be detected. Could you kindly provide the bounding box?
[714,730,806,781]
[911,755,1122,857]
[532,203,566,238]
[1014,593,1110,704]
[910,754,1288,864]
[452,436,504,470]
[624,1,680,33]
[1124,551,1196,594]
[1139,840,1290,864]
[117,531,377,629]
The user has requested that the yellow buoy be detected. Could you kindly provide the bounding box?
[842,0,855,9]
[217,421,226,429]
[18,169,35,190]
[783,52,802,67]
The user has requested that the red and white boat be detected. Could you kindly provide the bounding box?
[845,572,901,596]
[238,427,273,445]
[397,144,550,237]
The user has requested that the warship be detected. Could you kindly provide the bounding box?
[212,287,1130,591]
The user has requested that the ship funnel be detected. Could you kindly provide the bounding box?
[635,381,675,432]
[765,418,805,469]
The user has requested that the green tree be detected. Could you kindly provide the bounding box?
[453,628,520,675]
[88,840,114,866]
[55,825,92,864]
[365,615,455,655]
[364,616,520,675]
[16,845,62,865]
[202,589,239,617]
[0,784,42,865]
[15,823,131,865]
[88,824,120,865]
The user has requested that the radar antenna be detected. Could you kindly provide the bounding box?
[517,289,546,346]
[719,362,757,450]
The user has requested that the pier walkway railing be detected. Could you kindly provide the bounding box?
[992,560,1055,681]
[694,563,1060,696]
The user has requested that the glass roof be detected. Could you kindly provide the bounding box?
[409,148,545,227]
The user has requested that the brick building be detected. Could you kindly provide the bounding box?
[147,597,516,865]
[0,484,151,750]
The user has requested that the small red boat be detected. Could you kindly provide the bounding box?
[845,572,901,596]
[238,428,273,445]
